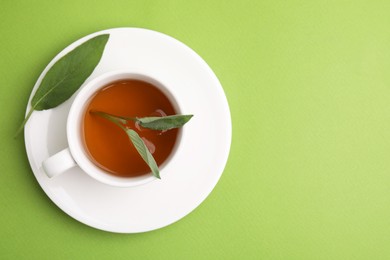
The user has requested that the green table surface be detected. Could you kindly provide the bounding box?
[1,0,390,259]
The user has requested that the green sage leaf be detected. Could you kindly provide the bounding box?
[15,34,109,137]
[137,115,193,130]
[31,34,109,110]
[125,129,160,179]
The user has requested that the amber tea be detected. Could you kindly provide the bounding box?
[82,79,178,177]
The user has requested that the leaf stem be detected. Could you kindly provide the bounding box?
[90,110,127,127]
[14,107,34,138]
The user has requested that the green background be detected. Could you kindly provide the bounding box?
[1,0,390,259]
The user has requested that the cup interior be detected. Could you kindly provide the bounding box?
[67,70,182,187]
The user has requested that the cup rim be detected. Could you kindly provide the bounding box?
[67,69,182,187]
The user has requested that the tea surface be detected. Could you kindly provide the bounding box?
[83,80,178,177]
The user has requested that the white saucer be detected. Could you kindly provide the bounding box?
[24,28,231,233]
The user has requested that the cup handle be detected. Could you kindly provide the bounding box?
[42,148,77,178]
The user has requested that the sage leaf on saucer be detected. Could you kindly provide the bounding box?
[15,34,110,137]
[91,111,193,179]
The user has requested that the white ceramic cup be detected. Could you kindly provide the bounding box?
[42,70,182,187]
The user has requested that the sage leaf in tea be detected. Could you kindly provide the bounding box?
[125,129,160,179]
[136,115,193,130]
[91,111,193,179]
[15,34,109,137]
[113,114,194,131]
